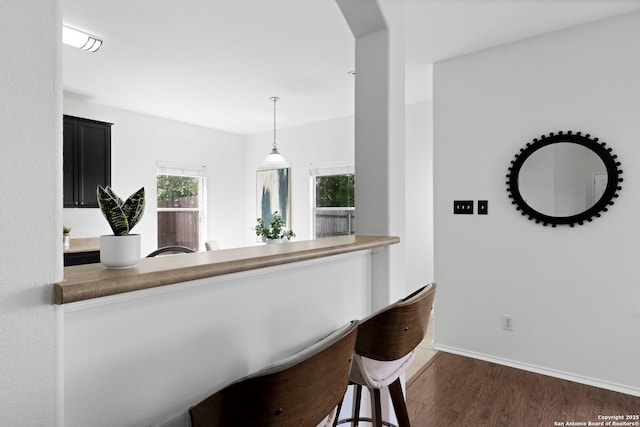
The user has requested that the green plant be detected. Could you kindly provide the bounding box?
[255,211,295,240]
[315,174,355,207]
[97,186,145,236]
[63,226,71,234]
[157,175,199,202]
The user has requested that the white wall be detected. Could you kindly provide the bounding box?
[405,102,434,292]
[434,11,640,395]
[63,97,247,254]
[0,0,61,425]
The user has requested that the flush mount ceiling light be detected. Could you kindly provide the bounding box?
[258,96,290,171]
[63,25,102,52]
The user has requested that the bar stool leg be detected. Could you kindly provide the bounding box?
[370,387,383,427]
[352,384,363,426]
[333,398,343,427]
[388,377,411,427]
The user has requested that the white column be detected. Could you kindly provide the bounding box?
[337,0,406,310]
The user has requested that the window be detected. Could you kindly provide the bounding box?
[156,162,206,251]
[311,165,355,239]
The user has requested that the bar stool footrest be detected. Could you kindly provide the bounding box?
[336,417,398,427]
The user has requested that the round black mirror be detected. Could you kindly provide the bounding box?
[506,131,623,227]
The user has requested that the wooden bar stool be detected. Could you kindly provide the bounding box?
[189,320,359,427]
[335,283,437,427]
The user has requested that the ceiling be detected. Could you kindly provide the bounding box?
[62,0,640,135]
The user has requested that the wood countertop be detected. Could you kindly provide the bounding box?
[53,235,400,305]
[64,237,100,253]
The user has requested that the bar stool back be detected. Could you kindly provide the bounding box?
[336,283,437,427]
[190,320,359,427]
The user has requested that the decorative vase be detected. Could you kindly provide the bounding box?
[63,233,70,250]
[266,238,284,244]
[100,234,141,269]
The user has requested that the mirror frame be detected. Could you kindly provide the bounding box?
[506,131,623,227]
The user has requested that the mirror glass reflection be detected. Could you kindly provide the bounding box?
[518,143,607,217]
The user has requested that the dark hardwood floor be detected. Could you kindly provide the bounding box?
[406,352,640,426]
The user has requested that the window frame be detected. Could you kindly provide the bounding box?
[156,161,207,251]
[310,164,355,239]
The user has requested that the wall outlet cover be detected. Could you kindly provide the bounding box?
[502,314,514,331]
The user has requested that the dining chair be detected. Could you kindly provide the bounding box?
[190,320,359,427]
[145,245,194,257]
[205,240,220,251]
[335,283,437,427]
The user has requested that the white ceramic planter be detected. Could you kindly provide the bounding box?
[100,234,141,269]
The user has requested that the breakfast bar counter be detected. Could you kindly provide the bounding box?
[54,234,399,304]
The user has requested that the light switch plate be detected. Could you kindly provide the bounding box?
[453,200,474,214]
[478,200,488,215]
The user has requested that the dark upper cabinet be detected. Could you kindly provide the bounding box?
[63,115,112,208]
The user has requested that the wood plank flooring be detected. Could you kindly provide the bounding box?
[406,352,640,426]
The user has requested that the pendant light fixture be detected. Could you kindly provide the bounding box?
[258,96,290,170]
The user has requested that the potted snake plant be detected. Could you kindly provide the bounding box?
[97,185,145,269]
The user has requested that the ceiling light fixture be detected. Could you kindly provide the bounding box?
[63,25,102,52]
[258,96,290,170]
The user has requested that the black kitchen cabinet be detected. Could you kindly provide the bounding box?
[64,250,101,266]
[63,115,112,208]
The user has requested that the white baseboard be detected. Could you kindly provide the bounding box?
[433,343,640,398]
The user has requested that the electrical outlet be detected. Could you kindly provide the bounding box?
[453,200,474,214]
[502,314,514,332]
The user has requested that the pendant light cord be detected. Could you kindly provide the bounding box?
[270,96,279,153]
